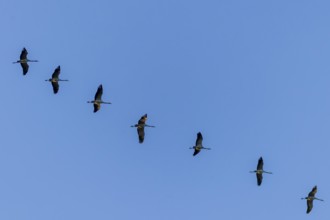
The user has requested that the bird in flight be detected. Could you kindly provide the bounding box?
[45,66,68,94]
[13,47,38,75]
[87,84,111,112]
[189,132,210,156]
[131,114,155,143]
[301,186,324,214]
[249,157,272,186]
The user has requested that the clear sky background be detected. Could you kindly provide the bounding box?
[1,0,330,219]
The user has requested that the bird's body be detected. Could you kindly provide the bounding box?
[13,48,38,75]
[131,114,155,143]
[189,132,210,156]
[87,84,111,112]
[45,66,68,94]
[250,157,272,186]
[302,186,324,214]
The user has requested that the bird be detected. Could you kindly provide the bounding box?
[250,157,272,186]
[189,132,210,156]
[301,186,324,214]
[13,47,38,75]
[45,66,68,94]
[131,114,155,143]
[87,84,111,112]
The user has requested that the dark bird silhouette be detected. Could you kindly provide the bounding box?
[131,114,155,143]
[87,84,111,112]
[189,132,210,156]
[45,66,68,94]
[250,157,272,186]
[13,48,38,75]
[301,186,324,214]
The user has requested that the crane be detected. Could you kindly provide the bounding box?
[301,186,324,214]
[87,84,111,112]
[131,114,155,143]
[45,66,68,94]
[250,157,272,186]
[13,48,38,75]
[189,132,210,156]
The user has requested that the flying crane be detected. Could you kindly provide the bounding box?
[13,48,38,75]
[45,66,68,94]
[87,84,111,112]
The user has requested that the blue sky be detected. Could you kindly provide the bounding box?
[1,0,330,219]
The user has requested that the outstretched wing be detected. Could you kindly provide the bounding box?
[137,127,145,143]
[307,199,313,214]
[93,103,100,113]
[257,173,263,186]
[51,81,59,94]
[94,84,103,101]
[52,66,61,79]
[193,148,201,156]
[195,132,203,146]
[257,157,264,170]
[20,48,28,60]
[138,114,147,125]
[308,186,317,197]
[21,63,29,75]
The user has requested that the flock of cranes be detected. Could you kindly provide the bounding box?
[12,47,324,215]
